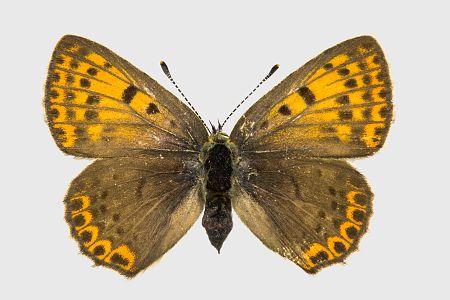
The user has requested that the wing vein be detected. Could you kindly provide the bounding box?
[50,85,194,149]
[325,67,382,87]
[57,50,200,148]
[247,182,325,243]
[58,50,132,84]
[52,66,112,85]
[304,50,376,85]
[242,84,386,148]
[291,84,386,122]
[299,101,387,117]
[126,183,193,235]
[101,181,192,237]
[48,102,142,116]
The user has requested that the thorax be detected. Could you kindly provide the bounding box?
[199,132,239,191]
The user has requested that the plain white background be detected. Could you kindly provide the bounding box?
[1,0,448,299]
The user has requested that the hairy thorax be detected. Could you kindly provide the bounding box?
[199,132,238,252]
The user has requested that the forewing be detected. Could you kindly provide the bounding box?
[231,36,392,158]
[64,154,204,277]
[45,35,208,157]
[233,154,372,273]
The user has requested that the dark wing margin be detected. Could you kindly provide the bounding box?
[230,36,392,158]
[233,154,373,273]
[64,153,204,277]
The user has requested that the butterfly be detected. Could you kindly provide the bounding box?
[44,35,392,277]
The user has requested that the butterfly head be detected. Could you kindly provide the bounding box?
[209,120,224,135]
[207,130,229,144]
[200,126,238,164]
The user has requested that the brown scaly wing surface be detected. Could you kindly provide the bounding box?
[233,154,373,273]
[45,36,209,277]
[64,154,204,277]
[45,35,208,157]
[230,36,392,158]
[231,36,392,272]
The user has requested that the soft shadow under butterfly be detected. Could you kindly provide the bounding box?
[45,35,392,277]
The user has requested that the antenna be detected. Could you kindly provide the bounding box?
[221,64,279,128]
[160,61,210,133]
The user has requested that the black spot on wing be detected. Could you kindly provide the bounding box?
[66,74,75,85]
[379,106,390,118]
[77,47,90,57]
[336,95,350,105]
[358,62,367,70]
[362,90,373,101]
[363,108,372,120]
[70,60,79,69]
[352,210,365,222]
[53,127,66,139]
[87,68,98,76]
[297,87,316,105]
[379,89,389,99]
[339,110,353,120]
[110,253,129,266]
[80,231,93,243]
[323,63,333,70]
[338,68,350,76]
[65,91,75,101]
[328,187,337,196]
[318,210,326,219]
[354,194,367,206]
[51,72,60,83]
[122,85,138,104]
[376,71,390,84]
[69,199,83,211]
[85,110,99,121]
[80,78,91,88]
[49,89,59,99]
[333,242,346,254]
[346,226,358,239]
[278,104,291,116]
[67,109,75,120]
[362,74,372,85]
[310,251,329,265]
[93,245,105,256]
[146,103,160,114]
[73,214,86,227]
[99,204,107,213]
[344,79,357,88]
[374,126,385,136]
[86,95,100,105]
[373,56,380,65]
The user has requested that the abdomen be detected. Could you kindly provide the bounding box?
[202,143,233,252]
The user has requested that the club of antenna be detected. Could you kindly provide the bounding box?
[221,64,279,128]
[160,61,210,133]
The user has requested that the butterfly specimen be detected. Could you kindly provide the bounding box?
[45,35,392,277]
